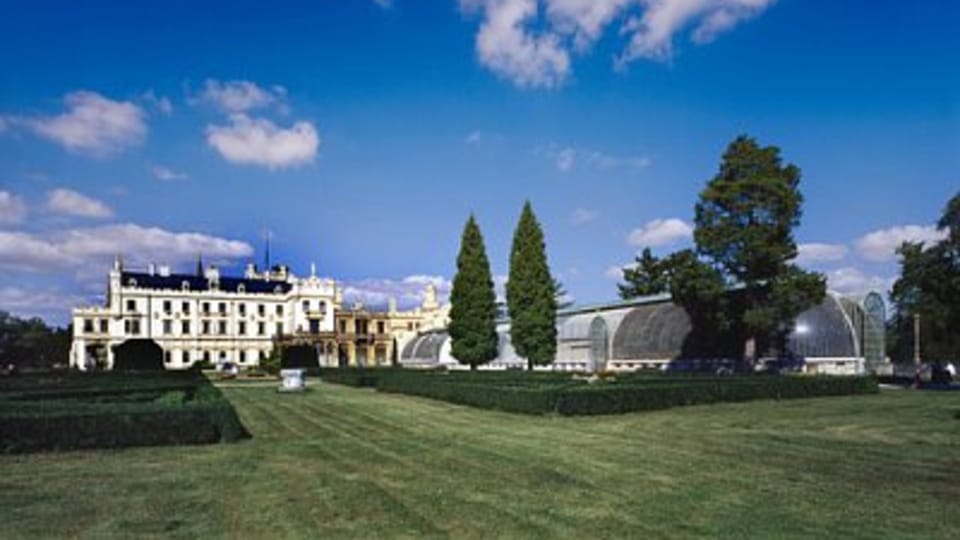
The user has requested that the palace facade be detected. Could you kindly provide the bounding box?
[70,259,449,370]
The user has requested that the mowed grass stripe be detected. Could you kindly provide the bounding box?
[2,384,958,538]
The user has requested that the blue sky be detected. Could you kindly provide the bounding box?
[0,0,957,324]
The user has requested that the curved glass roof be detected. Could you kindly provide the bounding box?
[612,303,691,360]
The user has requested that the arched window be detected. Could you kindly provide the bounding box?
[128,278,137,287]
[237,284,246,293]
[182,281,190,291]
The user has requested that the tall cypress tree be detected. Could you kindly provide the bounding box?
[448,215,499,370]
[507,201,557,370]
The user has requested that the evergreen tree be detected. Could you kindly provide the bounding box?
[693,135,825,361]
[448,215,499,370]
[553,278,574,310]
[618,248,670,299]
[506,201,557,370]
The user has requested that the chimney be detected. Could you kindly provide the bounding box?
[158,265,171,277]
[148,263,156,276]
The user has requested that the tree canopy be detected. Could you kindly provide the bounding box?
[448,215,499,369]
[618,247,670,299]
[888,191,960,361]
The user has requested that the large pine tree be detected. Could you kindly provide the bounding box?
[506,201,557,370]
[618,247,670,299]
[448,215,499,370]
[693,135,825,361]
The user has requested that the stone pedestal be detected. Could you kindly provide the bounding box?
[279,369,306,392]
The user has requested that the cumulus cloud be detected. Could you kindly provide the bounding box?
[0,287,87,325]
[796,242,848,264]
[465,130,483,145]
[45,188,113,219]
[342,274,452,310]
[206,114,319,169]
[0,224,253,274]
[461,0,571,88]
[461,0,776,87]
[825,267,894,296]
[604,263,630,280]
[570,207,598,225]
[618,0,775,65]
[199,79,286,113]
[150,164,188,181]
[373,0,393,8]
[555,146,577,171]
[18,91,147,157]
[854,225,947,262]
[0,191,28,225]
[627,217,693,248]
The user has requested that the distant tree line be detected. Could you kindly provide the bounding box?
[888,191,960,362]
[0,311,72,370]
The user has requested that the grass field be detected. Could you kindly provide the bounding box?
[1,384,958,538]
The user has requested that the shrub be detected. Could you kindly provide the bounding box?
[372,370,877,416]
[112,340,165,371]
[260,350,282,375]
[0,372,248,453]
[281,346,318,369]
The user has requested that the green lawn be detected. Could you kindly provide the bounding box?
[1,384,957,539]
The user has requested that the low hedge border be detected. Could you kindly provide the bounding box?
[0,373,248,454]
[373,370,878,416]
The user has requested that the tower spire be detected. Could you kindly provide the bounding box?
[264,230,271,270]
[196,252,204,277]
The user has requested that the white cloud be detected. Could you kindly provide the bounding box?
[46,188,113,219]
[0,287,86,325]
[342,275,452,310]
[0,191,28,225]
[543,144,651,172]
[0,116,8,133]
[854,225,947,262]
[546,0,632,50]
[461,0,571,88]
[206,114,319,169]
[199,79,286,113]
[465,130,483,145]
[826,267,894,296]
[627,217,693,248]
[19,91,147,157]
[461,0,776,87]
[373,0,393,8]
[796,242,848,264]
[604,264,630,280]
[570,207,598,225]
[141,91,173,114]
[150,164,188,181]
[618,0,775,65]
[0,224,253,274]
[555,146,576,171]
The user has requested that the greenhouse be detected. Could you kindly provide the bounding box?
[399,290,887,375]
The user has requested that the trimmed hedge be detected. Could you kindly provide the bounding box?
[373,370,878,416]
[0,373,248,453]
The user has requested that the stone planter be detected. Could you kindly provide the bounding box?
[279,369,306,392]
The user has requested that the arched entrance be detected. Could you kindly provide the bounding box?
[113,339,164,371]
[589,316,608,372]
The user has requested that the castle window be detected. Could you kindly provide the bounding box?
[126,299,136,312]
[163,320,172,335]
[182,321,191,335]
[182,351,190,364]
[128,278,137,287]
[274,285,283,294]
[203,350,210,362]
[239,351,247,364]
[239,321,246,336]
[162,300,171,314]
[258,322,265,335]
[276,304,284,316]
[238,303,246,316]
[237,284,246,293]
[318,301,326,313]
[258,304,265,316]
[218,321,227,335]
[202,321,211,335]
[377,321,385,334]
[218,302,227,315]
[275,323,283,336]
[99,319,108,333]
[83,319,94,333]
[182,281,190,291]
[182,301,190,313]
[302,300,310,312]
[164,351,172,364]
[202,302,210,314]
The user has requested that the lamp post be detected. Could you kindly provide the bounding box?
[913,313,921,366]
